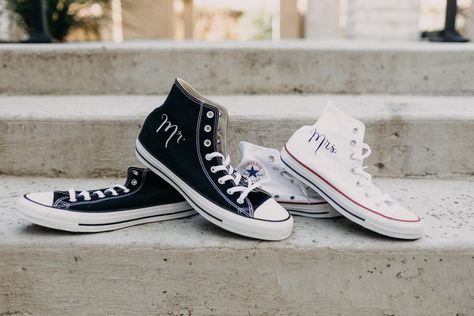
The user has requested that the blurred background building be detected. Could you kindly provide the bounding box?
[0,0,473,42]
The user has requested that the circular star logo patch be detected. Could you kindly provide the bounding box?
[240,160,265,183]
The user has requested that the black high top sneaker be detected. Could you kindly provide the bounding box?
[17,167,196,232]
[135,79,293,240]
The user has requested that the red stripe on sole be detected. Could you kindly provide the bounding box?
[283,145,420,223]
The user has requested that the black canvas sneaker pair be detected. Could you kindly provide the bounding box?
[19,79,293,240]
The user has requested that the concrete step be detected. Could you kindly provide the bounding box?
[1,94,473,179]
[1,40,473,96]
[1,176,473,315]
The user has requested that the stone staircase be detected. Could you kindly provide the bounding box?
[1,94,473,179]
[1,41,474,96]
[0,41,473,315]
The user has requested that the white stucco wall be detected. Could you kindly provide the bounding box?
[305,0,340,39]
[346,0,421,40]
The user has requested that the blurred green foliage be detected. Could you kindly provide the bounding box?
[6,0,108,41]
[251,12,272,40]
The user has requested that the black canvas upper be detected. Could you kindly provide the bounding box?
[138,79,271,218]
[47,167,185,212]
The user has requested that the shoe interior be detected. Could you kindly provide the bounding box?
[176,78,229,157]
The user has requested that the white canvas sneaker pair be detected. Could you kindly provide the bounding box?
[281,102,423,239]
[236,142,340,218]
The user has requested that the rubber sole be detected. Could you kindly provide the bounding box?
[279,202,341,218]
[17,196,196,233]
[281,146,422,240]
[135,139,293,241]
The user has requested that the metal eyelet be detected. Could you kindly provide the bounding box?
[205,154,211,161]
[353,128,358,134]
[131,179,138,186]
[132,170,139,176]
[290,196,295,200]
[204,125,212,132]
[204,139,211,147]
[350,140,357,147]
[206,111,214,118]
[268,155,275,163]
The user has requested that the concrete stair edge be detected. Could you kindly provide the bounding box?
[1,94,473,179]
[1,40,474,96]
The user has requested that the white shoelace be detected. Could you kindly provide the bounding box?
[68,185,130,202]
[206,152,261,204]
[350,143,395,205]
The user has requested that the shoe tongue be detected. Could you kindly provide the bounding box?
[315,100,366,157]
[175,78,229,157]
[213,103,229,157]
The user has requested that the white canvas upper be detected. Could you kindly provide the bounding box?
[282,102,422,238]
[237,141,340,218]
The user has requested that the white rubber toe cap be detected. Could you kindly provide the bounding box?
[253,198,291,221]
[376,204,421,223]
[393,206,420,222]
[24,192,54,207]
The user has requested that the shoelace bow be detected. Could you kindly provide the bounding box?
[206,152,261,204]
[350,143,396,206]
[68,185,130,202]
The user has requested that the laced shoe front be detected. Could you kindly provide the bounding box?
[17,167,195,232]
[281,102,422,239]
[236,141,340,218]
[136,79,293,240]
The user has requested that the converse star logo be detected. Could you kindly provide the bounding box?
[247,166,259,178]
[241,161,265,183]
[308,128,337,155]
[156,114,185,148]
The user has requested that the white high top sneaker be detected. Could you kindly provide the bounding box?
[281,102,423,239]
[236,141,340,218]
